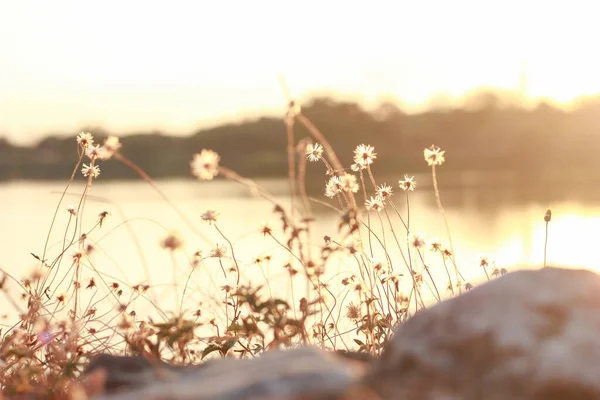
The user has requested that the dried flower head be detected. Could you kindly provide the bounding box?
[427,238,443,252]
[160,231,184,252]
[66,204,77,217]
[81,163,100,178]
[544,208,552,222]
[286,100,302,122]
[424,145,445,166]
[365,196,384,212]
[353,144,377,168]
[399,175,417,191]
[221,282,236,294]
[210,244,227,258]
[102,136,122,159]
[76,132,94,148]
[201,209,219,225]
[346,302,361,321]
[260,221,272,237]
[376,184,393,200]
[98,211,109,228]
[305,143,324,162]
[340,173,359,193]
[408,232,426,249]
[479,255,491,268]
[190,149,220,180]
[56,293,66,304]
[85,145,106,160]
[325,176,343,198]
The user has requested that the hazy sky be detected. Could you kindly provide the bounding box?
[1,0,598,144]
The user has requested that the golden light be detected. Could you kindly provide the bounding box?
[0,0,599,142]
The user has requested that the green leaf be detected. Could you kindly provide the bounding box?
[201,344,221,360]
[220,338,238,356]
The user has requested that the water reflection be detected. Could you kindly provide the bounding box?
[0,176,598,322]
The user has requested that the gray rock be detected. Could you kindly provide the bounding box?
[89,346,367,400]
[365,267,600,400]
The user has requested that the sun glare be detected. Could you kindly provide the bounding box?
[0,1,599,142]
[533,211,600,271]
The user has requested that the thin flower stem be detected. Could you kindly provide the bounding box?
[214,224,241,286]
[218,259,229,327]
[543,220,549,267]
[74,159,96,321]
[296,113,356,209]
[358,171,374,257]
[406,193,411,234]
[415,250,441,302]
[361,215,425,309]
[285,121,298,221]
[366,166,378,191]
[114,152,213,245]
[483,266,491,281]
[40,149,84,274]
[296,146,313,261]
[384,204,424,307]
[170,251,179,311]
[431,164,461,293]
[440,255,456,296]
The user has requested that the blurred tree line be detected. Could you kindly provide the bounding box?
[1,92,600,183]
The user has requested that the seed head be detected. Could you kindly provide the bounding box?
[479,255,491,268]
[408,232,426,249]
[260,221,273,237]
[325,176,343,198]
[76,132,94,148]
[399,175,417,191]
[345,302,361,321]
[305,143,324,162]
[160,231,184,252]
[85,145,106,160]
[544,209,552,222]
[353,144,377,168]
[190,149,220,180]
[201,209,219,225]
[210,244,227,258]
[221,282,236,294]
[101,136,122,159]
[376,184,393,200]
[365,196,384,212]
[424,145,445,166]
[427,238,443,252]
[81,163,100,179]
[66,204,77,217]
[340,173,359,193]
[98,211,109,228]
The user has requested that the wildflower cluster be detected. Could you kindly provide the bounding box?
[77,132,122,179]
[0,101,519,399]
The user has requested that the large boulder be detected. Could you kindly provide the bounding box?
[365,267,600,399]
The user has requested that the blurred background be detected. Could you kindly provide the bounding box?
[1,0,600,284]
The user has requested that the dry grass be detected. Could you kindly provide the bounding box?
[0,102,515,399]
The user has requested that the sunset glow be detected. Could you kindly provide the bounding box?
[1,0,598,143]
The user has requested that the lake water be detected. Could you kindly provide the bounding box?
[1,176,599,326]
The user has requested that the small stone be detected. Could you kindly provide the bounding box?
[88,346,364,400]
